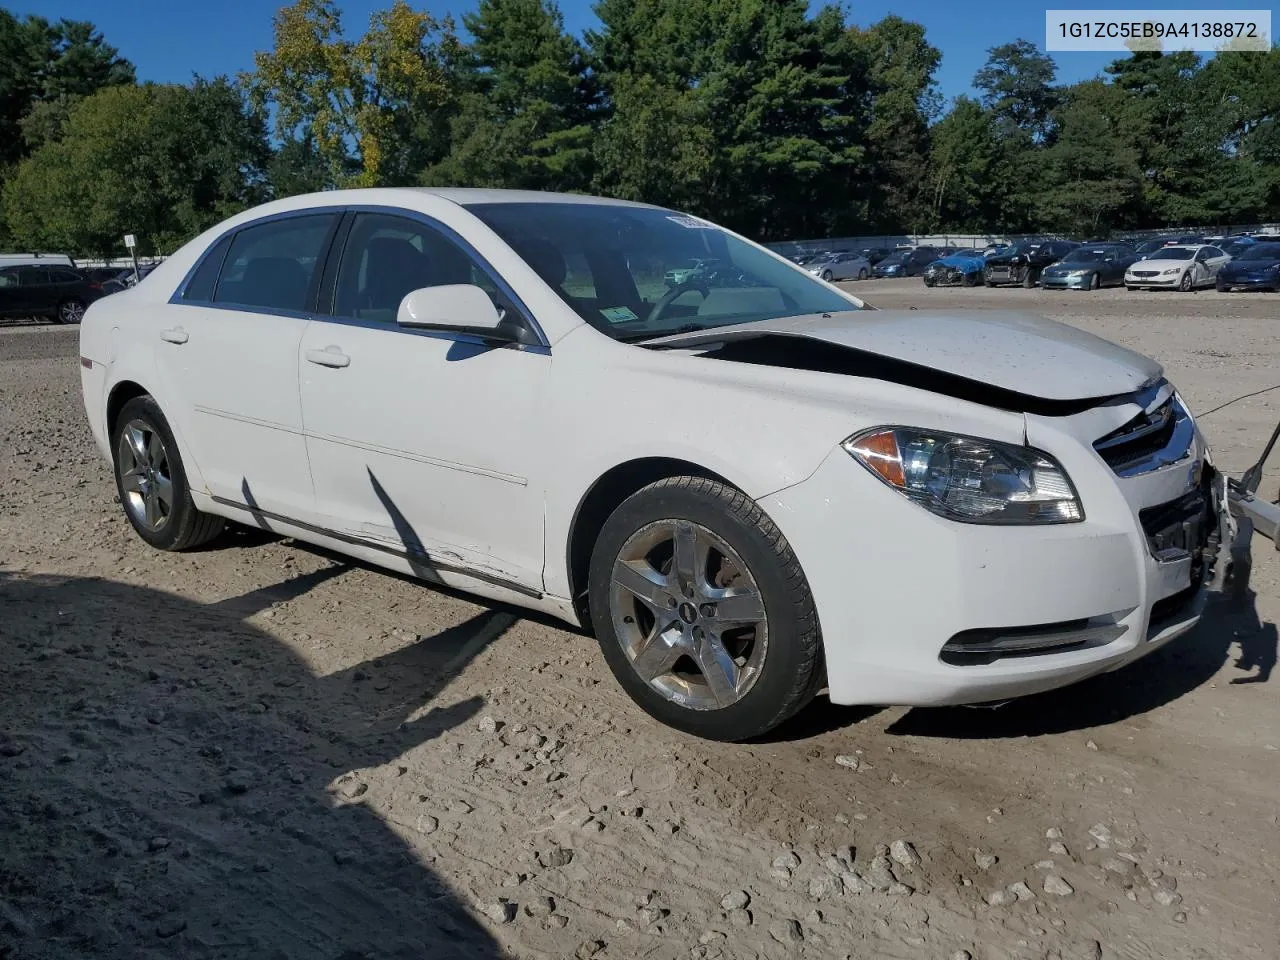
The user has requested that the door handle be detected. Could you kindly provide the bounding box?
[306,345,350,368]
[160,327,188,344]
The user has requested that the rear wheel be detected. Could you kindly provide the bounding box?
[111,395,224,551]
[55,298,85,324]
[588,477,823,741]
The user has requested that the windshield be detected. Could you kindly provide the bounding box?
[1241,244,1280,260]
[1062,248,1109,263]
[1157,247,1195,260]
[879,252,906,265]
[1005,239,1046,256]
[468,202,860,341]
[1135,239,1169,253]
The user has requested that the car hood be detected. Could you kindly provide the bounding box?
[1130,258,1191,270]
[1221,258,1280,274]
[644,310,1161,403]
[933,254,985,270]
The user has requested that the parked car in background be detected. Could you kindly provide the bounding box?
[1221,237,1258,258]
[873,246,942,278]
[78,187,1227,742]
[0,252,76,270]
[85,266,136,295]
[1133,238,1176,257]
[807,251,871,281]
[1125,244,1229,291]
[664,257,718,286]
[858,247,893,265]
[983,238,1079,287]
[922,248,986,286]
[1215,243,1280,291]
[1040,244,1138,290]
[981,243,1010,258]
[0,264,107,323]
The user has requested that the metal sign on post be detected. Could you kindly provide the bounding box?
[123,234,140,284]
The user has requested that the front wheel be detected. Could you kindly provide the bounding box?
[55,298,85,324]
[821,269,833,281]
[857,268,868,281]
[1021,269,1036,289]
[111,395,224,551]
[1089,272,1100,290]
[923,276,935,287]
[588,477,823,741]
[1179,271,1193,292]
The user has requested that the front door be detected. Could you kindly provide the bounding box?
[153,212,339,519]
[298,210,550,592]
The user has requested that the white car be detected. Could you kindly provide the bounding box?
[1126,244,1230,291]
[806,252,872,282]
[79,189,1229,741]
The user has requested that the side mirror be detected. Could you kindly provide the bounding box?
[397,284,510,339]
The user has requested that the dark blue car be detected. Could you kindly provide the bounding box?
[1216,243,1280,291]
[921,249,985,286]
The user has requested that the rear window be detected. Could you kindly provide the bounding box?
[213,215,335,313]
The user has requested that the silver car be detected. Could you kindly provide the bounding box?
[806,251,872,282]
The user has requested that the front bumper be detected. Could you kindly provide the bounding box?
[983,264,1028,285]
[1217,276,1278,290]
[1041,273,1092,289]
[761,410,1226,707]
[1126,273,1180,287]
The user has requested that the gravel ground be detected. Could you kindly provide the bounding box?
[2,281,1278,960]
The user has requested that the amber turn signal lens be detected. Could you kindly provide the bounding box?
[847,430,904,487]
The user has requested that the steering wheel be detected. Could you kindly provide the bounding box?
[646,279,710,326]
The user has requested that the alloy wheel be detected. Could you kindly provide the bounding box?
[58,299,85,324]
[116,419,174,531]
[609,519,768,711]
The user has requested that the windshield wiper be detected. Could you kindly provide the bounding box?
[616,324,708,344]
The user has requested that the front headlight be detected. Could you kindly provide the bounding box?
[1162,268,1181,275]
[1066,268,1092,276]
[843,428,1083,524]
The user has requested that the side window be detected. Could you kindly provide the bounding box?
[0,269,18,288]
[18,267,47,286]
[1208,247,1225,259]
[183,233,233,302]
[54,270,80,283]
[214,214,335,313]
[332,212,505,325]
[1194,249,1208,262]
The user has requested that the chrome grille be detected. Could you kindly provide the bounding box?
[1094,390,1194,477]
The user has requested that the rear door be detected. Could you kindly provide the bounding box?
[153,211,339,520]
[0,267,23,317]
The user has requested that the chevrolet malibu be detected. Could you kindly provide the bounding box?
[79,189,1228,741]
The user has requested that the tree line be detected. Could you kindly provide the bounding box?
[1,0,1277,258]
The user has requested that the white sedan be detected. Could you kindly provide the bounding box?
[1125,244,1231,291]
[79,189,1229,741]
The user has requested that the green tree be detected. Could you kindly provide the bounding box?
[245,0,462,187]
[1036,80,1141,235]
[849,15,940,232]
[926,96,1002,230]
[3,80,269,257]
[422,0,596,191]
[974,39,1058,143]
[0,11,134,167]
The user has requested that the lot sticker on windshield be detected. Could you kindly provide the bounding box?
[665,215,715,230]
[600,306,639,324]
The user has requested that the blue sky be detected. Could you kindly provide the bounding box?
[13,0,1228,101]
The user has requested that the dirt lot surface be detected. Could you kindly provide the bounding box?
[2,281,1278,960]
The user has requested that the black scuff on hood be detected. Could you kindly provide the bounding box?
[696,333,1122,417]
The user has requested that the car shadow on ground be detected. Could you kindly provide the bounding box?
[0,570,513,959]
[886,590,1276,740]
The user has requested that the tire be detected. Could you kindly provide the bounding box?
[821,269,833,281]
[587,476,822,742]
[111,395,224,551]
[923,277,935,287]
[1089,272,1100,290]
[857,268,868,280]
[1021,269,1036,289]
[1216,281,1228,292]
[55,298,85,325]
[1179,271,1192,292]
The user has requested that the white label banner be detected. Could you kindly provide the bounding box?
[1046,10,1272,52]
